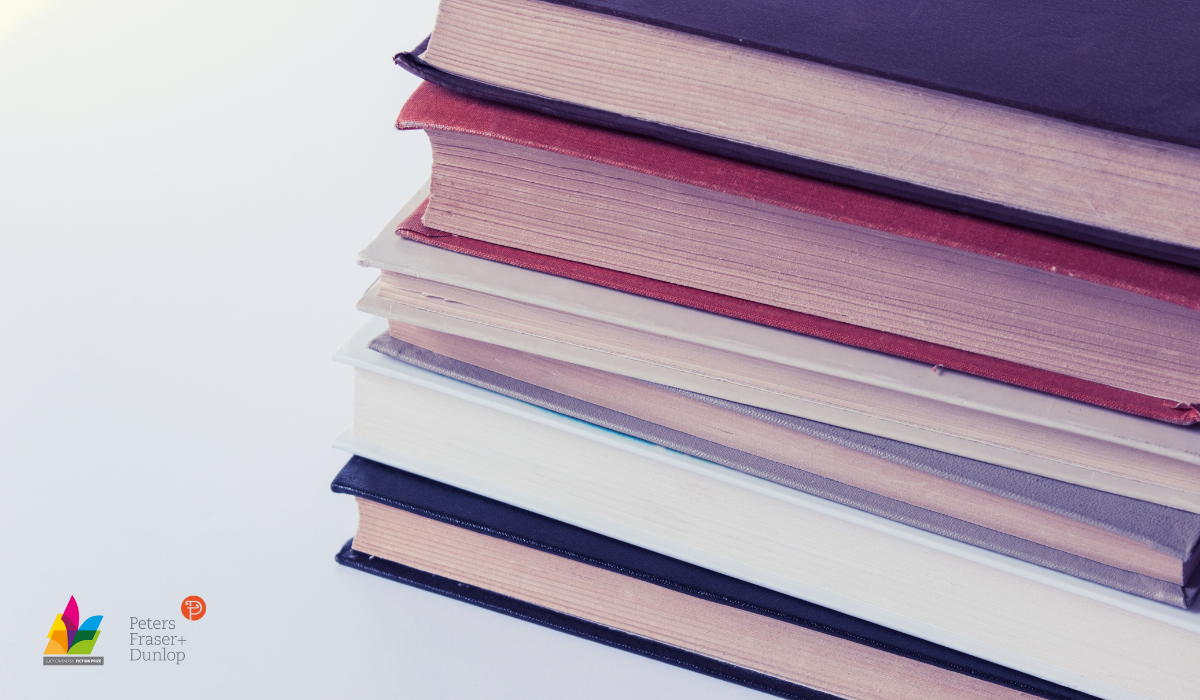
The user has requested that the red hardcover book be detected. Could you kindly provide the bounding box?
[396,82,1200,425]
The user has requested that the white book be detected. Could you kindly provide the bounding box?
[334,317,1200,700]
[356,188,1200,512]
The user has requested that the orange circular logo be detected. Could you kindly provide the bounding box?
[181,596,206,621]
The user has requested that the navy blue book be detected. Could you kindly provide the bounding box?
[333,455,1099,700]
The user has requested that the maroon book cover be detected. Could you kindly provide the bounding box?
[399,81,1200,313]
[396,200,1199,426]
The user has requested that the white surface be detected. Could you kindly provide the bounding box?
[0,2,757,698]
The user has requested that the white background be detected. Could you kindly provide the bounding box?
[0,1,756,696]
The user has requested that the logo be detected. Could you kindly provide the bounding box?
[180,596,205,621]
[44,596,103,665]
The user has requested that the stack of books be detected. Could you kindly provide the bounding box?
[332,2,1200,698]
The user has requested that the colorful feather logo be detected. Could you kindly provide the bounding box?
[44,596,102,655]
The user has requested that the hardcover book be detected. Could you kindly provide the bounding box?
[396,0,1200,266]
[392,84,1200,423]
[333,454,1101,700]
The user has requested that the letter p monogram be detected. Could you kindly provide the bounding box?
[181,596,206,621]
